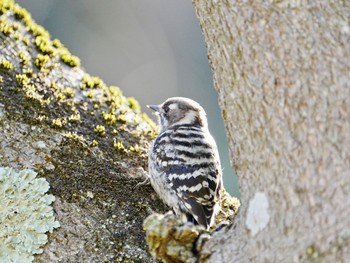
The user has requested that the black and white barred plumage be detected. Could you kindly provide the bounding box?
[148,97,222,229]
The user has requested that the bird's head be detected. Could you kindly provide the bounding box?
[148,97,208,132]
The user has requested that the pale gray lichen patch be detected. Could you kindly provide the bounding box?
[246,191,270,236]
[0,167,60,262]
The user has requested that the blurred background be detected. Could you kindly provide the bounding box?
[17,0,239,196]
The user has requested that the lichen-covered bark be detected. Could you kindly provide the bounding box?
[193,0,350,262]
[0,1,167,261]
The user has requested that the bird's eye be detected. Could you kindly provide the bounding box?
[164,107,170,113]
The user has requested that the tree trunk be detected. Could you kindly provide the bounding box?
[0,1,166,262]
[193,0,350,262]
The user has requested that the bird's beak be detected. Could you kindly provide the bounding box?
[147,104,161,113]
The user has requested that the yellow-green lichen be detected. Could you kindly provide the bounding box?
[0,167,60,262]
[0,58,14,70]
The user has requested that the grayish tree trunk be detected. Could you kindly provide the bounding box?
[193,1,350,262]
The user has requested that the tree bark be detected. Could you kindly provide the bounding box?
[0,1,166,262]
[193,0,350,262]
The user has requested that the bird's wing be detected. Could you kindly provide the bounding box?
[165,128,222,227]
[167,162,221,228]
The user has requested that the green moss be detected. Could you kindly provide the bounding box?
[63,86,75,98]
[35,54,50,69]
[51,118,66,128]
[113,139,126,152]
[94,125,106,136]
[27,23,49,38]
[35,35,55,54]
[102,111,117,125]
[56,93,66,101]
[91,139,98,147]
[13,3,32,24]
[116,115,127,124]
[0,59,14,70]
[21,36,29,46]
[17,50,30,64]
[109,85,123,97]
[127,97,141,111]
[35,115,48,123]
[0,0,158,202]
[15,73,30,86]
[60,51,80,67]
[86,90,95,99]
[68,113,81,122]
[0,18,14,35]
[81,74,105,89]
[306,245,319,259]
[13,31,20,40]
[51,38,80,67]
[62,131,85,142]
[129,145,145,154]
[52,38,63,48]
[23,67,33,75]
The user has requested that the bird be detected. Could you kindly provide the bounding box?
[147,97,223,230]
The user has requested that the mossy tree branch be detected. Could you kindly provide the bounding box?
[0,1,167,262]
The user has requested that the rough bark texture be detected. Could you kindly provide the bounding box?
[0,1,167,262]
[193,1,350,262]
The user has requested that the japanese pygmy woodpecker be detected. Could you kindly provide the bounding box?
[148,97,223,230]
